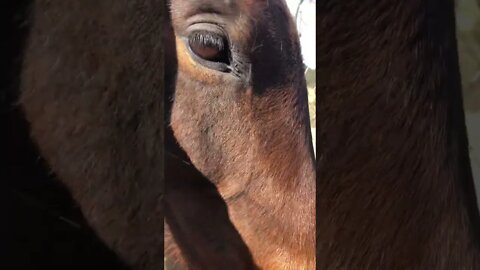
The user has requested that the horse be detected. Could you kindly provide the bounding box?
[317,0,480,269]
[164,0,315,269]
[3,0,314,269]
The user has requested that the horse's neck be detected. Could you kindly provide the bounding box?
[318,0,480,268]
[164,151,259,270]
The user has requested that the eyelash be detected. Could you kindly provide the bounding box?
[189,31,227,51]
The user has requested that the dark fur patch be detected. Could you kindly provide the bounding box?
[317,1,480,269]
[17,1,165,269]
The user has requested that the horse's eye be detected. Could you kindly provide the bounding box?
[188,31,230,65]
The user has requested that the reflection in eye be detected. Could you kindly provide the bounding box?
[188,31,230,64]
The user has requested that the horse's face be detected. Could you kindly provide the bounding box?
[167,0,312,194]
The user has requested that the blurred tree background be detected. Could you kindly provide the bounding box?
[456,0,480,196]
[286,0,316,153]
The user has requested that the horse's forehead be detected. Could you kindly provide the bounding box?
[169,0,269,5]
[169,0,281,16]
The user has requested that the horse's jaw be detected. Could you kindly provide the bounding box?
[170,75,316,268]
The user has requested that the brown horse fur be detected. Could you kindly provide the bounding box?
[164,0,316,269]
[318,0,480,269]
[19,1,165,269]
[164,152,259,270]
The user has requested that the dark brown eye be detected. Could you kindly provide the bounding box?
[188,31,230,64]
